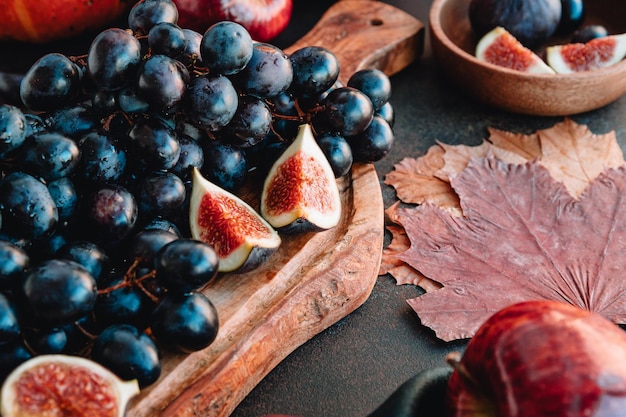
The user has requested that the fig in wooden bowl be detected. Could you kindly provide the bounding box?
[429,0,626,116]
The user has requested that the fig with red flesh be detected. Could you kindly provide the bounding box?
[1,354,139,417]
[446,300,626,417]
[189,167,281,273]
[546,34,626,73]
[260,123,342,234]
[475,26,555,74]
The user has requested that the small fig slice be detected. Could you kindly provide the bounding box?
[260,123,342,233]
[189,167,281,273]
[546,33,626,73]
[475,27,556,74]
[1,354,139,417]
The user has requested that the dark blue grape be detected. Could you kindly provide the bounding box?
[0,171,58,241]
[86,185,138,241]
[376,101,395,128]
[90,323,161,388]
[87,28,142,91]
[44,104,98,139]
[128,116,181,170]
[348,115,394,163]
[557,0,584,35]
[347,69,391,111]
[185,75,238,131]
[137,54,189,112]
[0,72,23,107]
[223,96,272,148]
[323,86,374,137]
[128,0,179,35]
[0,293,20,344]
[130,228,179,268]
[94,274,156,329]
[117,87,151,114]
[0,339,32,380]
[137,171,186,217]
[148,22,187,57]
[155,238,219,293]
[57,240,109,282]
[201,142,248,192]
[201,21,253,76]
[142,217,182,237]
[20,53,81,111]
[0,240,29,290]
[19,132,80,181]
[47,177,78,223]
[572,25,608,43]
[289,46,340,97]
[24,113,47,138]
[316,132,353,178]
[234,42,293,99]
[170,135,204,179]
[22,259,97,325]
[76,130,128,186]
[0,104,27,158]
[22,326,67,354]
[177,29,203,66]
[92,90,118,114]
[150,291,218,353]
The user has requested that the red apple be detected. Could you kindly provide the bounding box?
[0,0,131,43]
[446,300,626,417]
[172,0,292,42]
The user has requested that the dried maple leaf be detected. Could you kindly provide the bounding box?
[398,157,626,341]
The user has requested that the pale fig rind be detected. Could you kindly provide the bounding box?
[546,33,626,74]
[260,123,342,234]
[475,26,556,74]
[1,354,139,417]
[189,167,281,273]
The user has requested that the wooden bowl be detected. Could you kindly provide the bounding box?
[429,0,626,116]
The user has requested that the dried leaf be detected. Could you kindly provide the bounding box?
[399,158,626,341]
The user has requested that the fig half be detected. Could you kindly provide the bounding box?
[189,167,281,273]
[1,354,139,417]
[546,33,626,73]
[260,123,342,233]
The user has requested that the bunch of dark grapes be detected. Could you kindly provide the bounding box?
[0,0,395,387]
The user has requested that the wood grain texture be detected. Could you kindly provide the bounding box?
[126,2,424,416]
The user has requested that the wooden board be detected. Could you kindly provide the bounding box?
[126,3,424,417]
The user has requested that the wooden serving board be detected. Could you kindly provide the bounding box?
[126,3,424,417]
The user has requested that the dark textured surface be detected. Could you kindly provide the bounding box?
[234,1,626,417]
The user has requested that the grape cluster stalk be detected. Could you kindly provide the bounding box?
[0,0,396,388]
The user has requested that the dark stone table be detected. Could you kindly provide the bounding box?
[233,1,626,416]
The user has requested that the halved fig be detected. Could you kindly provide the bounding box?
[260,123,342,233]
[1,354,139,417]
[475,27,556,74]
[189,167,281,273]
[546,33,626,73]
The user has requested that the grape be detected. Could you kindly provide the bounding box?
[376,101,395,128]
[47,177,78,224]
[572,25,609,43]
[90,323,161,388]
[117,87,150,114]
[128,115,181,170]
[201,141,248,192]
[289,46,340,97]
[348,115,394,163]
[148,22,187,57]
[76,130,128,186]
[130,228,179,267]
[222,96,272,148]
[178,29,203,66]
[22,259,97,325]
[22,327,68,354]
[0,104,27,158]
[86,185,138,241]
[20,53,82,111]
[185,75,238,130]
[0,240,29,290]
[0,171,58,241]
[44,104,98,139]
[347,68,392,110]
[128,0,179,35]
[155,238,219,293]
[316,132,353,178]
[20,132,80,181]
[150,291,219,353]
[0,293,20,344]
[137,54,189,112]
[87,28,142,91]
[170,134,205,179]
[94,273,156,329]
[323,86,374,136]
[137,170,187,217]
[0,339,32,380]
[57,240,109,282]
[234,42,293,98]
[200,21,253,76]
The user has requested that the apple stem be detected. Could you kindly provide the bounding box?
[445,352,482,389]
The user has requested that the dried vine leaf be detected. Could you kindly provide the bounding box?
[399,158,626,341]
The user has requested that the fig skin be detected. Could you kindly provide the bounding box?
[446,300,626,417]
[469,0,562,48]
